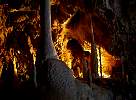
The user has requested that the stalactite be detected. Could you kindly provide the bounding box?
[89,14,98,79]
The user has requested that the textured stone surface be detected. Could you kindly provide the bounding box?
[40,59,77,100]
[40,59,113,100]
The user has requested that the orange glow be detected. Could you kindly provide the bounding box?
[51,0,60,5]
[0,58,3,78]
[82,41,117,78]
[97,46,116,78]
[28,36,37,65]
[54,28,73,69]
[53,16,118,78]
[13,55,18,77]
[0,4,39,82]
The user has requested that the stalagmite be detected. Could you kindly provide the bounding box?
[40,0,58,61]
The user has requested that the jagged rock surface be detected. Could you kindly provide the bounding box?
[40,59,113,100]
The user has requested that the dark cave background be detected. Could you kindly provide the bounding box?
[0,0,136,100]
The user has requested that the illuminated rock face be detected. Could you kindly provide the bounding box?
[40,59,77,100]
[53,12,118,78]
[40,59,113,100]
